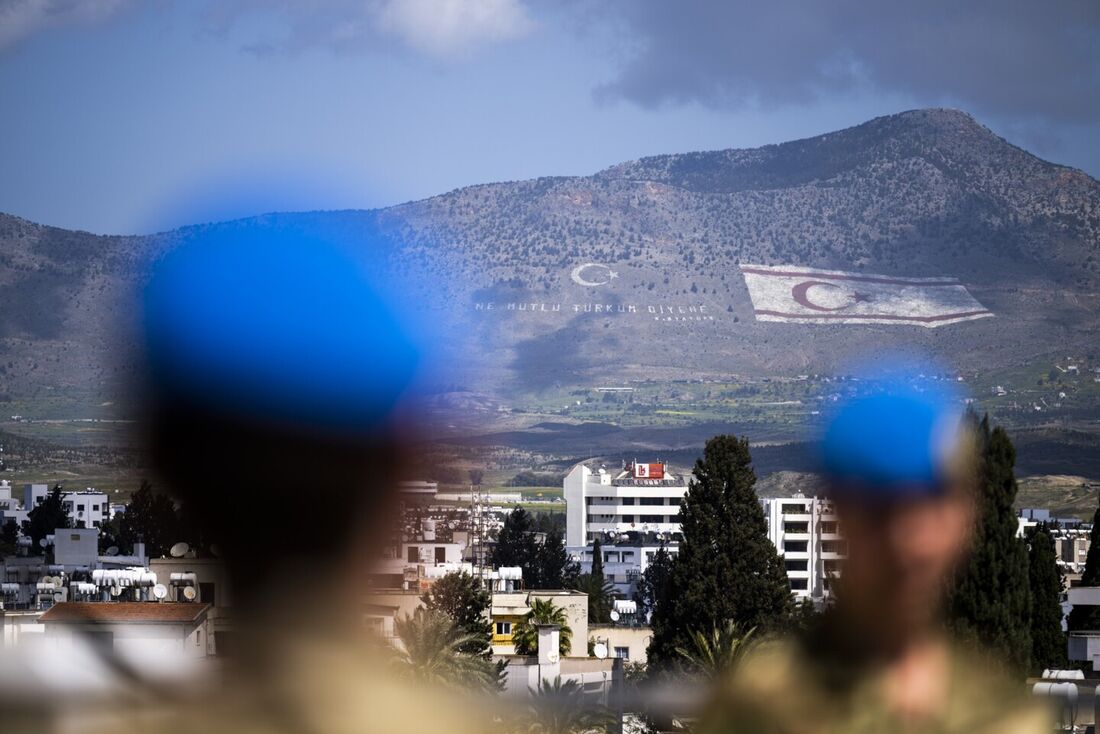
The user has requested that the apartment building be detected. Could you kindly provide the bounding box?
[564,461,687,547]
[761,496,847,601]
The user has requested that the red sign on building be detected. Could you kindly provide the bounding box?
[633,462,665,479]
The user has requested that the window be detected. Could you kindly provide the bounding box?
[92,504,99,511]
[496,622,512,636]
[790,578,808,590]
[640,497,663,506]
[407,546,418,563]
[820,521,838,534]
[784,540,808,553]
[785,559,808,572]
[622,515,635,524]
[641,515,662,523]
[668,497,681,506]
[614,646,630,660]
[70,534,80,542]
[621,497,635,506]
[435,546,447,563]
[784,522,809,534]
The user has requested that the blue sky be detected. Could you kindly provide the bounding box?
[1,1,1097,235]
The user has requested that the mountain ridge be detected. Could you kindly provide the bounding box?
[0,107,1098,407]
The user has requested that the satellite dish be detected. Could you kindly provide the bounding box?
[182,585,197,601]
[38,538,47,548]
[610,610,620,622]
[593,643,608,660]
[109,585,121,597]
[152,584,168,600]
[106,546,119,556]
[209,544,222,558]
[53,592,64,602]
[169,542,190,558]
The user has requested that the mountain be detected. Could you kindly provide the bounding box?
[0,108,1098,412]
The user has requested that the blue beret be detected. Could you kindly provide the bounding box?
[821,386,966,499]
[142,224,421,433]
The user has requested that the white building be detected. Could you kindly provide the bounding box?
[564,461,687,547]
[61,491,109,529]
[21,484,109,529]
[496,624,623,709]
[38,602,212,668]
[761,496,846,601]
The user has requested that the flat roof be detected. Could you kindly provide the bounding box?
[39,602,210,625]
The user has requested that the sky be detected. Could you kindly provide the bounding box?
[0,0,1097,235]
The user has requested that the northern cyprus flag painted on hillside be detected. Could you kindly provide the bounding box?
[740,265,993,327]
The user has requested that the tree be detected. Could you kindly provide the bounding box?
[22,486,70,556]
[492,507,539,573]
[512,598,572,657]
[647,435,792,672]
[572,573,616,623]
[1027,524,1067,672]
[634,545,673,622]
[675,622,756,679]
[585,537,612,622]
[1069,498,1100,631]
[119,481,182,558]
[512,677,616,734]
[532,526,579,589]
[391,608,500,693]
[947,415,1032,672]
[421,571,492,655]
[97,514,123,554]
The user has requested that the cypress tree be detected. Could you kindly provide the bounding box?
[647,435,792,673]
[589,537,608,621]
[591,536,605,580]
[947,415,1032,672]
[1068,500,1100,631]
[1027,524,1067,672]
[634,544,673,622]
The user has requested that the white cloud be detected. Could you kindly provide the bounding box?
[373,0,534,57]
[0,0,133,50]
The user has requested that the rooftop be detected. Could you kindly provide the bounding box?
[39,602,210,625]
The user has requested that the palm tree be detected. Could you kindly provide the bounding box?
[571,573,616,623]
[514,676,616,734]
[512,598,572,656]
[392,607,500,692]
[675,621,755,679]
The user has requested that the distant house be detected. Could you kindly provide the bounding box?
[490,590,589,656]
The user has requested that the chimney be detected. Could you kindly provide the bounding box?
[536,624,561,682]
[134,542,146,564]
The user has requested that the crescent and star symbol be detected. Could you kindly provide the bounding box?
[791,280,873,312]
[570,262,619,287]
